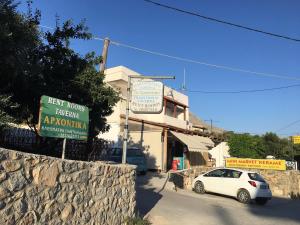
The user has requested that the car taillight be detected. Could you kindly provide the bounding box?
[248,181,257,188]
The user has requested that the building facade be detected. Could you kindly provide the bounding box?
[208,142,230,167]
[99,66,214,171]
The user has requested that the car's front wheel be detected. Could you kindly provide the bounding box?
[255,198,268,205]
[237,189,251,204]
[194,181,205,194]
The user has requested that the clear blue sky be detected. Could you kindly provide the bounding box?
[18,0,300,137]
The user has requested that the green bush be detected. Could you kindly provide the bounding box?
[124,215,151,225]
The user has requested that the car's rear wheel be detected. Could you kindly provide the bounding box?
[255,198,268,205]
[237,189,251,204]
[194,181,205,194]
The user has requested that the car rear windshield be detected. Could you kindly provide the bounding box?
[127,149,143,157]
[248,173,266,182]
[111,148,144,157]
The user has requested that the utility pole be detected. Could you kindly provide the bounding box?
[205,119,219,133]
[181,68,186,92]
[99,38,110,74]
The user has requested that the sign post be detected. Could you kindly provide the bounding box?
[122,75,175,164]
[62,138,67,159]
[38,95,89,159]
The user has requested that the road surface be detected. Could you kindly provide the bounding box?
[136,172,300,225]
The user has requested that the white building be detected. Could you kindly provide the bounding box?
[99,66,214,171]
[209,142,230,167]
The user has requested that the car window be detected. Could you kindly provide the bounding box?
[112,148,122,156]
[204,169,225,177]
[127,149,143,157]
[248,173,266,182]
[223,169,242,178]
[111,148,143,157]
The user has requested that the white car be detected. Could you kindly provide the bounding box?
[192,168,272,205]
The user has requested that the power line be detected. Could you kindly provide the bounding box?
[39,25,300,81]
[278,132,300,136]
[275,119,300,132]
[187,83,300,94]
[104,38,300,81]
[144,0,300,43]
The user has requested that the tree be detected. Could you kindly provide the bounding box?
[227,133,265,158]
[262,132,294,160]
[262,132,281,157]
[0,95,19,131]
[0,0,119,149]
[0,0,40,130]
[70,52,119,138]
[227,132,296,160]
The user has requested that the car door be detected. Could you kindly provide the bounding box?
[110,148,122,163]
[221,169,243,197]
[202,169,226,193]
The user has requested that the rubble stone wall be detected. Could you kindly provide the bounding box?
[0,148,136,225]
[184,166,300,198]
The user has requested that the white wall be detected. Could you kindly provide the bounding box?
[128,131,163,170]
[98,100,122,146]
[98,123,121,146]
[209,142,230,167]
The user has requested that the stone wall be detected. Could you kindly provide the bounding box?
[0,148,136,225]
[256,169,300,198]
[183,166,300,198]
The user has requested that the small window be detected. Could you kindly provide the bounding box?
[113,148,122,156]
[248,173,266,182]
[224,169,242,178]
[204,169,225,177]
[127,149,143,157]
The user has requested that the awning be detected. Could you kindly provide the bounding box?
[170,131,214,152]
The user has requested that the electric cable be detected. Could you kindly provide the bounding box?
[39,25,300,81]
[187,83,300,94]
[144,0,300,42]
[275,119,300,132]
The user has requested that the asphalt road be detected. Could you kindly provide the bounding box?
[136,173,300,225]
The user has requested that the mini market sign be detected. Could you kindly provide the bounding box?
[225,158,286,171]
[292,136,300,144]
[38,96,89,140]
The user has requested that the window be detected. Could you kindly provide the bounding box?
[112,148,122,156]
[248,173,266,183]
[165,101,175,117]
[204,169,225,177]
[127,148,143,157]
[164,99,186,120]
[176,105,185,120]
[223,169,242,178]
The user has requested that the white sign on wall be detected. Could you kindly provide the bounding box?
[131,80,164,114]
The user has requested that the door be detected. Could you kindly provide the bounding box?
[221,169,243,197]
[202,169,226,193]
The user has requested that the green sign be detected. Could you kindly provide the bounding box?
[38,95,89,140]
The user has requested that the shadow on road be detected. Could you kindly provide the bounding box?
[213,205,236,225]
[246,196,300,223]
[136,172,165,217]
[210,195,300,225]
